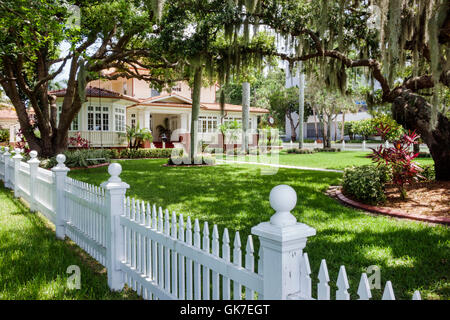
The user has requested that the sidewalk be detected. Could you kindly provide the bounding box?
[216,159,344,173]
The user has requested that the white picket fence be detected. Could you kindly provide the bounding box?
[0,146,422,300]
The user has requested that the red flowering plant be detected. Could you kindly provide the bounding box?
[16,129,31,154]
[367,123,422,200]
[68,132,90,149]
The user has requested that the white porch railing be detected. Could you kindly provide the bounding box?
[0,146,422,300]
[68,131,127,147]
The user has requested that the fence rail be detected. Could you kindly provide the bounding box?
[0,146,421,300]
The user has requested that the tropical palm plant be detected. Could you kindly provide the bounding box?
[156,117,171,142]
[126,122,153,150]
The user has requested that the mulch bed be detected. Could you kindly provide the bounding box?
[327,182,450,225]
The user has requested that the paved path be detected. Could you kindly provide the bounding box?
[216,159,344,173]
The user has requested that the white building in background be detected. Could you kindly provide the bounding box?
[283,61,373,141]
[284,104,373,142]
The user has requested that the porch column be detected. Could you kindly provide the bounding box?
[144,110,151,131]
[138,109,145,128]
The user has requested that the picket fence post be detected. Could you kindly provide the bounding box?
[251,185,316,299]
[12,148,23,198]
[52,154,70,240]
[3,147,11,188]
[101,163,129,291]
[27,151,40,212]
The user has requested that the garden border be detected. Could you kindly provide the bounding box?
[333,187,450,226]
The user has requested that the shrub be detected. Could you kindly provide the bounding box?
[342,165,390,204]
[167,155,216,166]
[368,125,422,199]
[417,152,431,158]
[286,148,317,154]
[0,129,9,142]
[314,147,341,152]
[118,148,183,159]
[40,149,112,169]
[420,164,435,181]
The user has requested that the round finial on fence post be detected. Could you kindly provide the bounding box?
[269,184,298,226]
[29,150,38,159]
[107,162,122,183]
[56,154,67,168]
[14,148,21,155]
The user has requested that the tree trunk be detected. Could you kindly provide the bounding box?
[242,81,250,153]
[286,111,297,141]
[326,115,332,148]
[392,89,450,181]
[313,108,318,140]
[341,112,346,142]
[190,66,203,160]
[298,63,305,149]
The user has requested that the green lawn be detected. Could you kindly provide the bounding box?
[68,159,450,300]
[0,185,139,300]
[227,151,435,170]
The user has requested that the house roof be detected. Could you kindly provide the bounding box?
[201,103,269,114]
[49,87,141,103]
[130,93,269,114]
[50,88,270,114]
[0,107,18,120]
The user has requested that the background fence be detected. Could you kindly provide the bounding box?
[0,146,421,300]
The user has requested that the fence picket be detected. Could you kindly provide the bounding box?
[171,211,178,297]
[245,235,255,300]
[317,259,330,300]
[193,219,201,300]
[158,207,164,287]
[357,273,372,300]
[222,228,231,300]
[382,281,395,300]
[412,291,421,300]
[233,231,242,300]
[186,216,193,300]
[336,265,350,300]
[178,214,185,300]
[164,209,170,292]
[151,204,157,286]
[300,252,312,299]
[257,246,263,300]
[202,221,210,300]
[211,225,220,300]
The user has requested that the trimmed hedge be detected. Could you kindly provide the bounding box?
[314,147,341,152]
[40,149,112,169]
[117,148,183,159]
[342,165,390,204]
[286,148,317,154]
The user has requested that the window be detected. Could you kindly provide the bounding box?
[198,116,218,133]
[123,82,128,95]
[88,105,109,131]
[57,106,79,131]
[131,113,136,128]
[114,108,125,132]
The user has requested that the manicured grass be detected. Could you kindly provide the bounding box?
[69,159,450,300]
[228,151,435,170]
[0,184,139,300]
